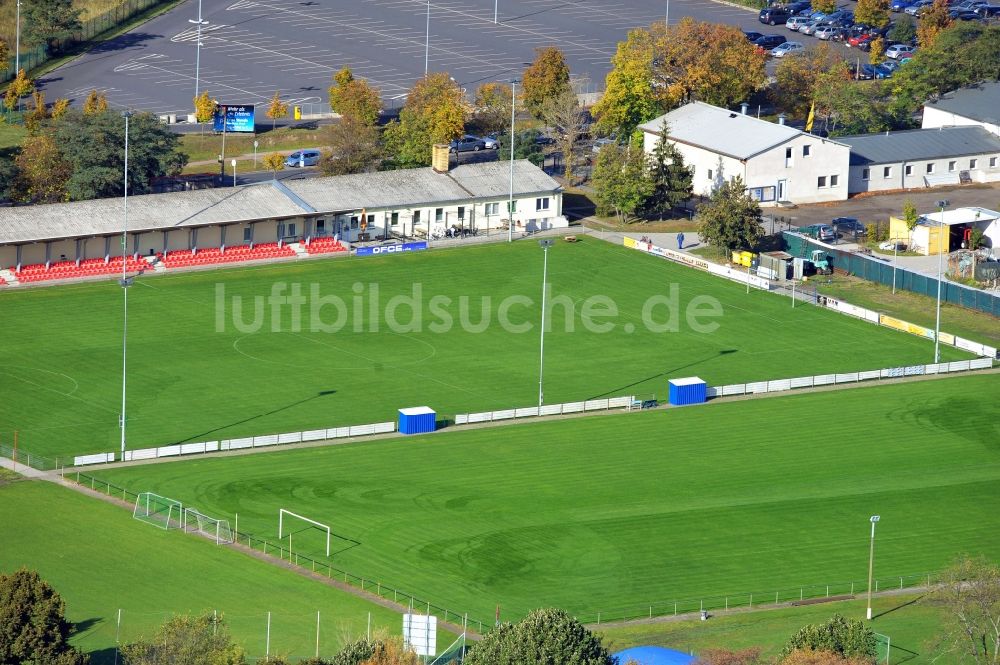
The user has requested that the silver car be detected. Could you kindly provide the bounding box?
[799,19,823,35]
[814,24,838,39]
[786,15,809,29]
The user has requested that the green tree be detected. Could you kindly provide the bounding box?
[121,612,245,665]
[812,0,837,14]
[774,42,848,118]
[780,614,877,662]
[0,39,10,73]
[696,174,764,252]
[521,47,571,120]
[473,81,512,136]
[540,85,586,182]
[854,0,891,29]
[498,129,544,165]
[262,152,285,179]
[21,0,82,52]
[328,67,382,127]
[320,116,382,175]
[464,608,616,665]
[13,133,71,203]
[266,90,289,130]
[55,109,186,200]
[382,72,465,168]
[0,156,17,202]
[641,126,693,219]
[902,198,919,245]
[815,75,890,136]
[887,14,916,44]
[329,637,383,665]
[592,139,654,224]
[0,568,88,665]
[592,27,661,137]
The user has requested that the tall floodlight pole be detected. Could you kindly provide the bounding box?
[538,239,553,407]
[120,110,133,462]
[866,515,880,620]
[15,0,21,74]
[494,0,498,23]
[189,0,208,101]
[508,79,519,243]
[933,199,949,363]
[424,0,431,76]
[665,0,670,26]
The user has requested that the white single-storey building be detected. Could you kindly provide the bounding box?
[638,101,851,206]
[0,159,567,271]
[921,82,1000,137]
[838,126,1000,193]
[888,206,1000,255]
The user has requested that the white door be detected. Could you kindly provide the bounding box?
[777,179,787,202]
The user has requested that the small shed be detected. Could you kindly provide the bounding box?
[668,377,707,406]
[398,407,436,435]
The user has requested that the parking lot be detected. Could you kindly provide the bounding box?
[40,0,767,115]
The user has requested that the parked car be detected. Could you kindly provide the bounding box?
[814,24,841,38]
[785,1,813,13]
[853,62,877,79]
[785,15,810,29]
[825,9,855,23]
[885,43,915,58]
[744,30,765,41]
[800,224,836,241]
[755,34,788,49]
[847,30,875,46]
[949,9,983,18]
[891,0,919,10]
[772,41,805,56]
[759,6,792,24]
[534,133,556,146]
[797,18,823,32]
[449,135,487,153]
[832,217,867,236]
[481,134,500,149]
[974,4,1000,17]
[878,59,902,75]
[285,149,321,167]
[904,0,933,14]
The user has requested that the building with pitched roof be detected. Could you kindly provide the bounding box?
[921,82,1000,136]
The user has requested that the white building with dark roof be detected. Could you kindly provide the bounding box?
[838,126,1000,193]
[638,101,851,206]
[921,82,1000,136]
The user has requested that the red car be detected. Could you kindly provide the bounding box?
[847,32,874,47]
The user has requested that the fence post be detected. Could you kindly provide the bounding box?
[775,591,778,604]
[597,612,600,625]
[851,582,854,594]
[749,593,752,608]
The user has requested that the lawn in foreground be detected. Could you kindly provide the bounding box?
[0,239,971,460]
[0,479,449,663]
[598,592,945,663]
[97,374,1000,624]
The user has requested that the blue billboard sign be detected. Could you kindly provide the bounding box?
[355,241,428,257]
[213,104,255,133]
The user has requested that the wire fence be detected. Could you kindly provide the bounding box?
[2,0,171,83]
[0,443,65,472]
[68,471,491,634]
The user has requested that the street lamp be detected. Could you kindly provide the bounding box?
[424,0,431,76]
[189,0,209,102]
[538,239,553,407]
[15,0,21,74]
[508,79,519,243]
[666,0,670,27]
[866,515,880,620]
[231,158,237,187]
[119,110,134,462]
[933,199,949,363]
[494,0,498,23]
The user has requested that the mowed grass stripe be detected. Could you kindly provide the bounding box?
[97,375,1000,620]
[0,480,449,663]
[0,239,971,459]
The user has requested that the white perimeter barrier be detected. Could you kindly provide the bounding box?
[623,237,772,291]
[73,452,115,466]
[706,357,993,398]
[455,395,634,425]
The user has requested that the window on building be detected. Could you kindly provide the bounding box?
[707,169,713,180]
[862,168,870,180]
[457,206,465,220]
[413,210,421,224]
[905,164,913,176]
[991,157,998,168]
[390,212,399,226]
[536,197,550,211]
[785,147,793,167]
[316,219,326,235]
[830,174,839,187]
[948,161,956,172]
[435,208,443,222]
[485,202,499,216]
[970,158,978,169]
[243,227,252,242]
[883,166,892,178]
[926,163,935,174]
[803,144,811,157]
[817,176,827,188]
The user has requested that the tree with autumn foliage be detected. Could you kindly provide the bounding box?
[773,42,850,118]
[266,90,288,130]
[917,0,952,47]
[521,46,571,120]
[652,19,767,110]
[855,0,891,29]
[473,81,512,136]
[382,72,466,168]
[3,68,34,113]
[193,91,214,124]
[24,90,50,133]
[541,85,587,182]
[868,37,885,65]
[13,133,72,203]
[83,89,108,115]
[811,0,837,14]
[592,27,662,138]
[262,152,285,179]
[328,67,382,127]
[0,39,10,73]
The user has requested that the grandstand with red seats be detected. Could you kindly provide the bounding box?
[161,243,295,268]
[303,237,347,255]
[10,256,152,284]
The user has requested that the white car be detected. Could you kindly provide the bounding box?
[786,15,809,29]
[885,43,915,59]
[796,18,821,32]
[771,41,805,57]
[481,135,500,149]
[814,25,838,39]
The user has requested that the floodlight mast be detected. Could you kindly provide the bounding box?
[866,515,880,620]
[120,110,133,461]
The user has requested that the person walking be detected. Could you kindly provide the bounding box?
[677,232,685,250]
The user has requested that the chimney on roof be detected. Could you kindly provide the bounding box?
[777,113,787,126]
[432,144,450,173]
[740,102,749,115]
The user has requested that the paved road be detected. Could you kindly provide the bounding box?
[38,0,764,115]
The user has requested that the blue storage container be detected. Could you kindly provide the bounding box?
[398,407,436,435]
[668,377,707,406]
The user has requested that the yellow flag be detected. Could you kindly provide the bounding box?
[805,102,816,133]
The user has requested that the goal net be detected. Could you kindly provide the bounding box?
[133,492,182,530]
[183,507,234,544]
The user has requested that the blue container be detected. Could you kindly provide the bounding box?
[398,407,436,435]
[668,377,707,406]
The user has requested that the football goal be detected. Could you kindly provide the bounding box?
[279,508,331,557]
[133,492,182,530]
[183,507,234,545]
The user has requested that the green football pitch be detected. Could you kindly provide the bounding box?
[0,240,972,460]
[0,479,454,664]
[97,374,1000,625]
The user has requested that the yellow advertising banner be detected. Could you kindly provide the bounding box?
[879,314,934,339]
